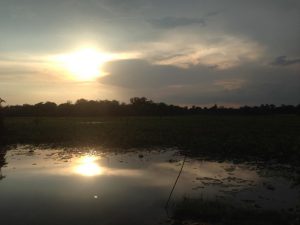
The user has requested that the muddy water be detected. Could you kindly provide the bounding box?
[0,145,299,225]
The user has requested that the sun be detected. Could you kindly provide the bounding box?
[57,48,113,81]
[51,47,139,81]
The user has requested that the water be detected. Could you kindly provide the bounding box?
[0,145,299,225]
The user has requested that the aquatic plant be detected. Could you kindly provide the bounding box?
[2,115,300,165]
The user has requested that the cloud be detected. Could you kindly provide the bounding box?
[149,17,205,29]
[135,32,264,69]
[100,59,200,88]
[148,10,221,29]
[100,0,149,12]
[270,56,300,66]
[100,59,300,106]
[213,79,246,91]
[1,0,300,106]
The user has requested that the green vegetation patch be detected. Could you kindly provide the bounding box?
[1,115,300,164]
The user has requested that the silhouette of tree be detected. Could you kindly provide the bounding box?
[0,98,5,133]
[1,97,299,117]
[58,101,73,116]
[130,97,152,105]
[0,99,7,180]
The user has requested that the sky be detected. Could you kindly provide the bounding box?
[0,0,299,106]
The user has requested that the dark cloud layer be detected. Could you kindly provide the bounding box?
[101,59,300,105]
[271,56,300,66]
[101,59,213,88]
[150,17,205,29]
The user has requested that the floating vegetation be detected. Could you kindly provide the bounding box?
[1,115,300,166]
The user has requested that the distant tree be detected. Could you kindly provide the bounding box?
[0,97,299,117]
[58,101,74,116]
[129,97,155,115]
[130,97,152,105]
[0,147,6,180]
[0,98,5,130]
[0,98,6,173]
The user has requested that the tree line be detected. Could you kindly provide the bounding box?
[1,97,300,117]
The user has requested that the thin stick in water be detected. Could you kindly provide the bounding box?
[165,155,187,209]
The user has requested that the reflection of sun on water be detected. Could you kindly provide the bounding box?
[74,155,103,177]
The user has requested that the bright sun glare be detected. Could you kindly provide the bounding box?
[57,48,113,81]
[74,155,103,177]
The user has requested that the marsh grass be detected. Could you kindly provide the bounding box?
[173,197,300,225]
[1,115,300,164]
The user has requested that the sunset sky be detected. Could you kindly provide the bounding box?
[0,0,299,106]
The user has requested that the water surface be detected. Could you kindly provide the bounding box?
[0,145,299,225]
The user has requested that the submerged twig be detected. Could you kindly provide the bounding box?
[165,154,187,209]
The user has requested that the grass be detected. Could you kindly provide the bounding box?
[173,197,300,225]
[1,115,300,164]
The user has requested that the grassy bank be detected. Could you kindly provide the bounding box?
[172,197,300,225]
[1,115,300,164]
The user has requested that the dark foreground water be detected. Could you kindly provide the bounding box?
[0,145,299,225]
